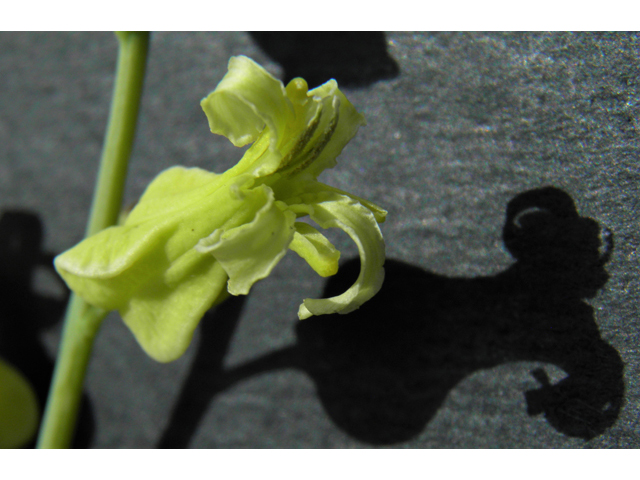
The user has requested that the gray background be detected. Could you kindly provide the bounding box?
[0,32,638,448]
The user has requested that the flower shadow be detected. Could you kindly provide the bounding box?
[158,186,624,446]
[249,32,400,88]
[0,210,95,448]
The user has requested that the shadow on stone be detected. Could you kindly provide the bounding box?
[296,186,623,443]
[157,295,248,448]
[0,210,94,448]
[157,186,623,446]
[249,32,399,88]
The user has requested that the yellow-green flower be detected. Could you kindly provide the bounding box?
[54,56,386,362]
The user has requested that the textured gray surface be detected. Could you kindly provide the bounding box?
[0,32,638,448]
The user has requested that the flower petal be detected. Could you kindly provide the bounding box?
[288,190,385,319]
[126,166,221,224]
[200,56,294,151]
[288,222,340,277]
[196,185,297,295]
[53,167,228,309]
[121,257,228,362]
[54,222,175,310]
[296,180,388,224]
[54,166,251,362]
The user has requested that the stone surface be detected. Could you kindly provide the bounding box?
[0,32,638,448]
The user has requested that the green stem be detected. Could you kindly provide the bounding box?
[86,31,150,236]
[37,31,150,449]
[36,297,105,448]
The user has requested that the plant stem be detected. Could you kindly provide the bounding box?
[36,298,105,448]
[37,31,150,449]
[86,31,150,236]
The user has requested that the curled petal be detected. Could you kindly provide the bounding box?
[289,222,341,277]
[303,181,388,224]
[200,56,293,151]
[289,191,386,319]
[196,185,297,295]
